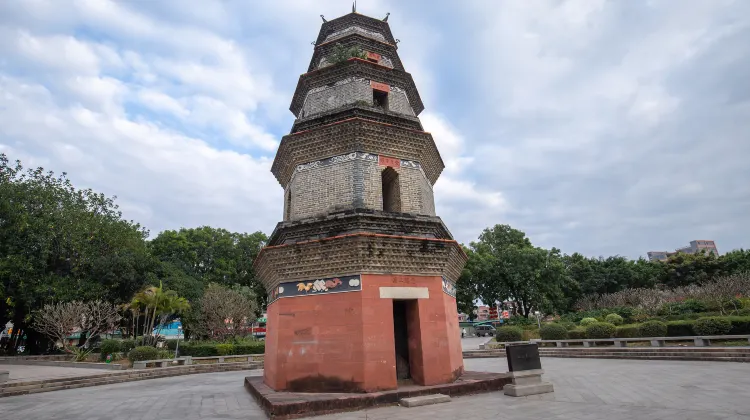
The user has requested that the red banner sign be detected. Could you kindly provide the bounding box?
[370,81,390,92]
[378,155,401,168]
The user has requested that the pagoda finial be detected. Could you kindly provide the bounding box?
[383,12,390,22]
[352,0,356,13]
[320,15,327,22]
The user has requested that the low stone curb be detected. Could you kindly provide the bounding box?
[0,359,124,370]
[0,361,264,398]
[462,347,750,362]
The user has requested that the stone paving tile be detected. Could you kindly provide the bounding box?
[0,364,112,382]
[1,358,749,420]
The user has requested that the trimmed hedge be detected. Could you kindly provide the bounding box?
[639,321,667,338]
[586,322,616,339]
[128,346,159,362]
[580,317,598,327]
[567,328,586,339]
[615,325,640,338]
[666,320,695,337]
[694,317,732,336]
[605,314,624,326]
[495,326,523,343]
[179,341,265,357]
[539,323,567,340]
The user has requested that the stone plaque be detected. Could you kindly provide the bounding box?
[505,343,542,372]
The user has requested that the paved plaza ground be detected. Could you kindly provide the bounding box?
[0,364,112,383]
[2,356,749,420]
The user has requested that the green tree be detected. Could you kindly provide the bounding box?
[0,154,151,353]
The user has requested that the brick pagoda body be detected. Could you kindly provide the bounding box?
[255,11,467,393]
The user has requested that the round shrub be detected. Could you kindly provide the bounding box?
[567,328,587,339]
[605,314,624,326]
[234,341,265,355]
[120,339,136,354]
[539,323,568,340]
[580,317,598,327]
[638,320,667,338]
[585,322,616,339]
[128,346,159,362]
[615,325,640,338]
[99,339,121,361]
[693,317,732,336]
[495,326,523,343]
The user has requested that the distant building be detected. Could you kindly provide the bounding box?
[648,240,719,261]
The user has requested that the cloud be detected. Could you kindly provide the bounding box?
[1,0,748,261]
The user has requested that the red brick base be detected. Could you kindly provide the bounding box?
[263,274,464,392]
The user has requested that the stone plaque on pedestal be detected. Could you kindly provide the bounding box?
[506,343,542,372]
[503,343,554,397]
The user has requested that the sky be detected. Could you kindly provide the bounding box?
[1,0,749,260]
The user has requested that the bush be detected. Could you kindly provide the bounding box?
[128,346,159,362]
[216,343,235,356]
[179,343,218,357]
[585,322,616,339]
[156,350,174,359]
[666,320,695,337]
[580,317,598,327]
[638,320,667,338]
[615,325,640,338]
[567,328,587,339]
[727,316,750,334]
[495,326,523,343]
[693,317,732,336]
[506,316,536,327]
[99,339,121,361]
[120,339,136,354]
[165,339,179,351]
[605,314,624,326]
[234,341,265,355]
[539,323,567,340]
[558,321,577,331]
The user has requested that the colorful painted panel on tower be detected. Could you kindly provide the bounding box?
[268,274,362,304]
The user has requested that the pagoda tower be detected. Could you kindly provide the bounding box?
[255,10,467,393]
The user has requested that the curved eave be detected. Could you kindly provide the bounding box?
[315,12,397,46]
[289,58,425,117]
[308,33,404,72]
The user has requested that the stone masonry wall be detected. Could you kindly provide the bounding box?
[300,78,415,119]
[287,153,436,221]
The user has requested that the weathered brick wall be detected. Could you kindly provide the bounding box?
[287,154,436,221]
[324,25,387,43]
[387,88,414,116]
[288,159,357,220]
[300,78,415,119]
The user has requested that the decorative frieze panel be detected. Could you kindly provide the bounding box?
[442,277,457,298]
[324,26,387,43]
[268,274,362,305]
[294,152,421,174]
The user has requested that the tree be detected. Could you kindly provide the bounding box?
[463,225,570,317]
[192,283,257,341]
[130,283,189,345]
[0,154,150,353]
[327,43,366,64]
[148,227,267,310]
[33,300,120,353]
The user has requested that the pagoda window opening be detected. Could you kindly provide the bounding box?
[373,89,389,110]
[284,188,292,220]
[381,167,401,213]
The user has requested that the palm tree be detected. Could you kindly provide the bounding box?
[130,283,190,345]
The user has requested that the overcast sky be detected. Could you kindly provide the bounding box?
[1,0,749,259]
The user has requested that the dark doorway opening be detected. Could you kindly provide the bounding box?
[393,300,411,380]
[381,167,401,212]
[284,188,292,220]
[373,89,389,110]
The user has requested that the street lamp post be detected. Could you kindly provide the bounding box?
[175,325,183,358]
[534,311,541,329]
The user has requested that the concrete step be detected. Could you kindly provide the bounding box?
[400,394,451,407]
[0,363,263,397]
